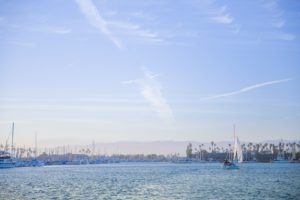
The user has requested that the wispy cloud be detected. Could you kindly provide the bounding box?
[106,20,164,44]
[274,19,285,28]
[262,0,295,41]
[198,2,240,34]
[129,11,156,21]
[28,26,73,35]
[212,14,233,24]
[75,0,122,49]
[75,1,164,46]
[47,27,72,35]
[8,41,35,47]
[201,78,292,101]
[25,26,72,35]
[122,68,174,122]
[0,104,151,113]
[107,21,140,30]
[262,0,285,29]
[1,18,72,35]
[275,33,296,41]
[211,6,234,24]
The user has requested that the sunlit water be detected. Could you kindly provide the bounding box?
[1,163,300,199]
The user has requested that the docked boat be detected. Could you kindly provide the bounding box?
[28,159,45,167]
[273,154,289,163]
[0,151,16,168]
[0,123,17,169]
[171,158,192,164]
[273,141,289,163]
[290,143,299,163]
[28,132,44,167]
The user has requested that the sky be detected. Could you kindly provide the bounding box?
[0,0,299,148]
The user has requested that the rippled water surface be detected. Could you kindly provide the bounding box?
[1,163,300,199]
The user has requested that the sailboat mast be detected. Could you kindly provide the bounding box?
[35,132,37,159]
[233,124,236,142]
[233,124,236,161]
[11,122,14,155]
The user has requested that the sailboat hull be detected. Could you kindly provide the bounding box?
[223,164,239,170]
[0,159,16,168]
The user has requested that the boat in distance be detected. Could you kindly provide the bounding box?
[0,150,16,168]
[223,125,243,170]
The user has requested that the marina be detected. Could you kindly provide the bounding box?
[1,123,300,168]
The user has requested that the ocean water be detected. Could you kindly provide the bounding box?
[0,163,300,200]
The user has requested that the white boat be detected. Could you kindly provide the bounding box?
[224,125,243,170]
[171,158,192,164]
[65,159,90,165]
[0,151,16,168]
[28,132,44,167]
[290,143,299,163]
[273,155,289,163]
[223,161,239,170]
[0,123,17,169]
[29,159,45,167]
[273,141,289,163]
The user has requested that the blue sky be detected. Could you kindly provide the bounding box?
[0,0,299,147]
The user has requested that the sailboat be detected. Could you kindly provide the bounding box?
[0,150,16,168]
[28,132,44,167]
[290,142,299,163]
[0,123,17,169]
[273,140,289,163]
[223,125,243,169]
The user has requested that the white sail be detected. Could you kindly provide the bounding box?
[233,136,243,163]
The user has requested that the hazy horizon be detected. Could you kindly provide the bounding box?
[1,0,300,147]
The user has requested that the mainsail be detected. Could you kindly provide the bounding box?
[233,136,243,163]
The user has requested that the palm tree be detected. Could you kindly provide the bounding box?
[85,148,91,155]
[199,144,204,160]
[20,148,26,159]
[27,148,32,158]
[264,143,269,152]
[297,142,300,151]
[221,147,225,153]
[194,148,198,159]
[210,141,215,153]
[247,143,251,153]
[269,144,273,153]
[186,143,193,158]
[255,144,260,153]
